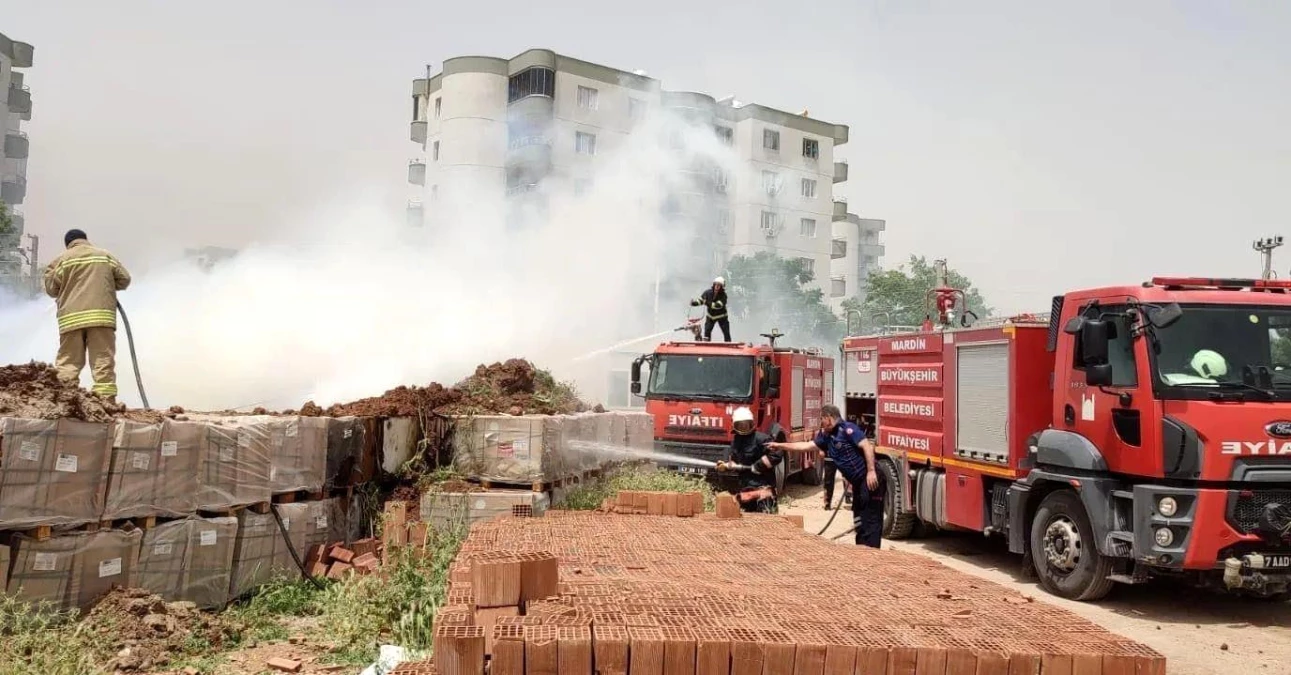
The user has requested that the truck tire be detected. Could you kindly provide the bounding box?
[800,458,824,486]
[1029,490,1115,601]
[880,459,916,539]
[775,462,786,496]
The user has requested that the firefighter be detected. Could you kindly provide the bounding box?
[769,404,885,548]
[42,229,132,401]
[690,277,731,342]
[715,406,782,513]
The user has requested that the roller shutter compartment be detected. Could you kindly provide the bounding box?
[955,343,1010,463]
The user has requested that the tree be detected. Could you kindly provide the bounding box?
[861,255,993,329]
[722,251,843,348]
[0,200,12,243]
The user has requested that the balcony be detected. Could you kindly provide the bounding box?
[860,243,886,257]
[831,238,847,259]
[12,41,33,68]
[410,121,427,145]
[408,160,426,186]
[7,85,31,116]
[832,199,847,219]
[833,160,848,184]
[4,131,28,159]
[406,201,424,227]
[506,183,541,197]
[2,175,27,204]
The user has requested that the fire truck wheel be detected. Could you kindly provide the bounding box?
[1030,490,1115,601]
[800,458,825,486]
[775,462,786,495]
[880,459,916,539]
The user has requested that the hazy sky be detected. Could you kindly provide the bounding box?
[5,0,1289,314]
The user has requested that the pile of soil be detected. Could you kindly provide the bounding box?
[84,587,242,673]
[0,362,124,422]
[309,359,591,418]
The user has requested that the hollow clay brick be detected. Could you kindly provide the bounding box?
[1070,654,1102,675]
[1006,654,1040,675]
[692,627,731,675]
[557,626,593,675]
[474,606,520,655]
[594,625,630,675]
[439,605,473,626]
[409,522,429,547]
[759,630,797,675]
[715,493,741,519]
[630,626,666,675]
[493,625,526,675]
[662,493,679,517]
[793,639,827,675]
[691,492,705,513]
[473,555,522,608]
[648,492,667,516]
[330,546,355,563]
[433,624,484,675]
[1039,655,1072,675]
[383,502,408,547]
[524,626,560,675]
[728,629,763,675]
[520,551,560,604]
[677,494,695,518]
[974,653,1009,675]
[662,626,697,675]
[822,644,855,675]
[784,515,805,529]
[888,647,918,675]
[352,538,378,557]
[326,562,352,579]
[944,649,976,675]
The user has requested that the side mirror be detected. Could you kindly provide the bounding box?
[1087,363,1114,387]
[767,365,782,389]
[766,387,780,398]
[1063,316,1086,335]
[1146,303,1182,329]
[1081,319,1112,366]
[630,357,644,396]
[630,381,641,395]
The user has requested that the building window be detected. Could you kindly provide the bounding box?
[434,98,442,119]
[760,210,782,236]
[803,138,819,159]
[629,98,645,122]
[763,129,780,151]
[717,208,732,233]
[715,126,733,145]
[508,67,556,103]
[798,257,816,275]
[800,218,817,238]
[577,85,599,110]
[801,178,817,199]
[412,96,422,122]
[761,170,782,196]
[432,141,440,161]
[831,277,846,298]
[713,168,728,193]
[576,131,597,155]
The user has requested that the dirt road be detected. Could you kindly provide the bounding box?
[779,482,1291,675]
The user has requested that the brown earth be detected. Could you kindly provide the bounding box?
[308,358,588,418]
[83,587,242,673]
[0,361,124,422]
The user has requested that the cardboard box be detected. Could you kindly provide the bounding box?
[421,490,549,528]
[6,529,141,612]
[104,420,202,519]
[185,415,273,510]
[266,416,327,494]
[453,416,549,484]
[380,417,421,475]
[228,510,297,599]
[73,529,142,610]
[325,416,376,489]
[136,519,191,600]
[0,418,113,528]
[183,516,238,608]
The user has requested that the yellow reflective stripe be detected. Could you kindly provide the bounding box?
[91,383,118,395]
[55,256,118,272]
[58,310,117,329]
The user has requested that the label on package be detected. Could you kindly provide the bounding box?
[54,453,79,473]
[514,439,530,459]
[160,441,179,457]
[98,558,123,578]
[282,518,291,530]
[131,452,151,471]
[33,552,58,571]
[199,530,217,546]
[286,422,298,438]
[315,515,328,529]
[343,428,353,439]
[18,440,41,462]
[153,542,173,556]
[237,431,251,448]
[220,445,235,462]
[497,441,515,458]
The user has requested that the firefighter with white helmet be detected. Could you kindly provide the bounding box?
[690,276,731,342]
[716,406,783,513]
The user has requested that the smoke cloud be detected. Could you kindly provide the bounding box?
[0,108,742,411]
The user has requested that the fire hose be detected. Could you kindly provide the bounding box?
[116,301,150,409]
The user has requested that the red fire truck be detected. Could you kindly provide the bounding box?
[842,277,1291,601]
[631,332,834,494]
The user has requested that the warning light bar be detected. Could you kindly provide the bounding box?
[1151,277,1291,291]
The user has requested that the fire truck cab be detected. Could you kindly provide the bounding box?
[843,277,1291,601]
[631,335,834,494]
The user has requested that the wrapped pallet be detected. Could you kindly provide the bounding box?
[186,415,272,511]
[0,544,9,598]
[5,529,141,612]
[136,519,191,600]
[623,412,654,450]
[228,510,297,599]
[277,500,331,558]
[182,516,238,608]
[452,416,551,485]
[381,417,421,475]
[266,416,327,494]
[329,492,368,544]
[0,418,112,528]
[325,416,376,489]
[539,415,576,480]
[104,420,202,519]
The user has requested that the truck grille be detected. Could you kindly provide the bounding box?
[1230,490,1291,534]
[654,442,727,464]
[662,426,728,438]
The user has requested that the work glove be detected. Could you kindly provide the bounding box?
[749,461,765,475]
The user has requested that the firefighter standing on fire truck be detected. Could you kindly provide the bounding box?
[769,405,885,547]
[690,277,731,342]
[716,407,782,513]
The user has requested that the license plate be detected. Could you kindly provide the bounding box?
[677,466,707,475]
[1265,555,1291,569]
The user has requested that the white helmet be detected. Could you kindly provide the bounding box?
[1190,349,1228,379]
[713,276,725,286]
[732,406,755,434]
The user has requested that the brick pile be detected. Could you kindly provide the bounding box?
[600,491,705,517]
[407,510,1166,675]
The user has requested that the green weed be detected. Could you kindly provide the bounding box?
[558,467,715,511]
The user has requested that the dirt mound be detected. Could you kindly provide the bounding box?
[0,362,125,422]
[315,359,588,418]
[83,587,241,672]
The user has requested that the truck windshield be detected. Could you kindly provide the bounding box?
[1152,303,1291,399]
[647,355,755,400]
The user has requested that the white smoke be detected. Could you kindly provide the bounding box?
[0,108,741,411]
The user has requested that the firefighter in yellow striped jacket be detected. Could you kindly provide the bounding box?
[42,229,132,400]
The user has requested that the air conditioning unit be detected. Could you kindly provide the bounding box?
[761,219,782,238]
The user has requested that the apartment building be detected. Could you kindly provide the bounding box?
[405,48,884,304]
[830,215,886,314]
[0,31,33,276]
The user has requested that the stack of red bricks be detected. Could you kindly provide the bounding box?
[402,508,1166,675]
[304,537,382,579]
[600,491,705,517]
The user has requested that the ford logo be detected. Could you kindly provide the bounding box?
[1266,421,1291,438]
[690,408,703,415]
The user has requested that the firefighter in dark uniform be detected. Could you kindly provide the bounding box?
[770,405,885,547]
[715,407,783,513]
[690,276,731,342]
